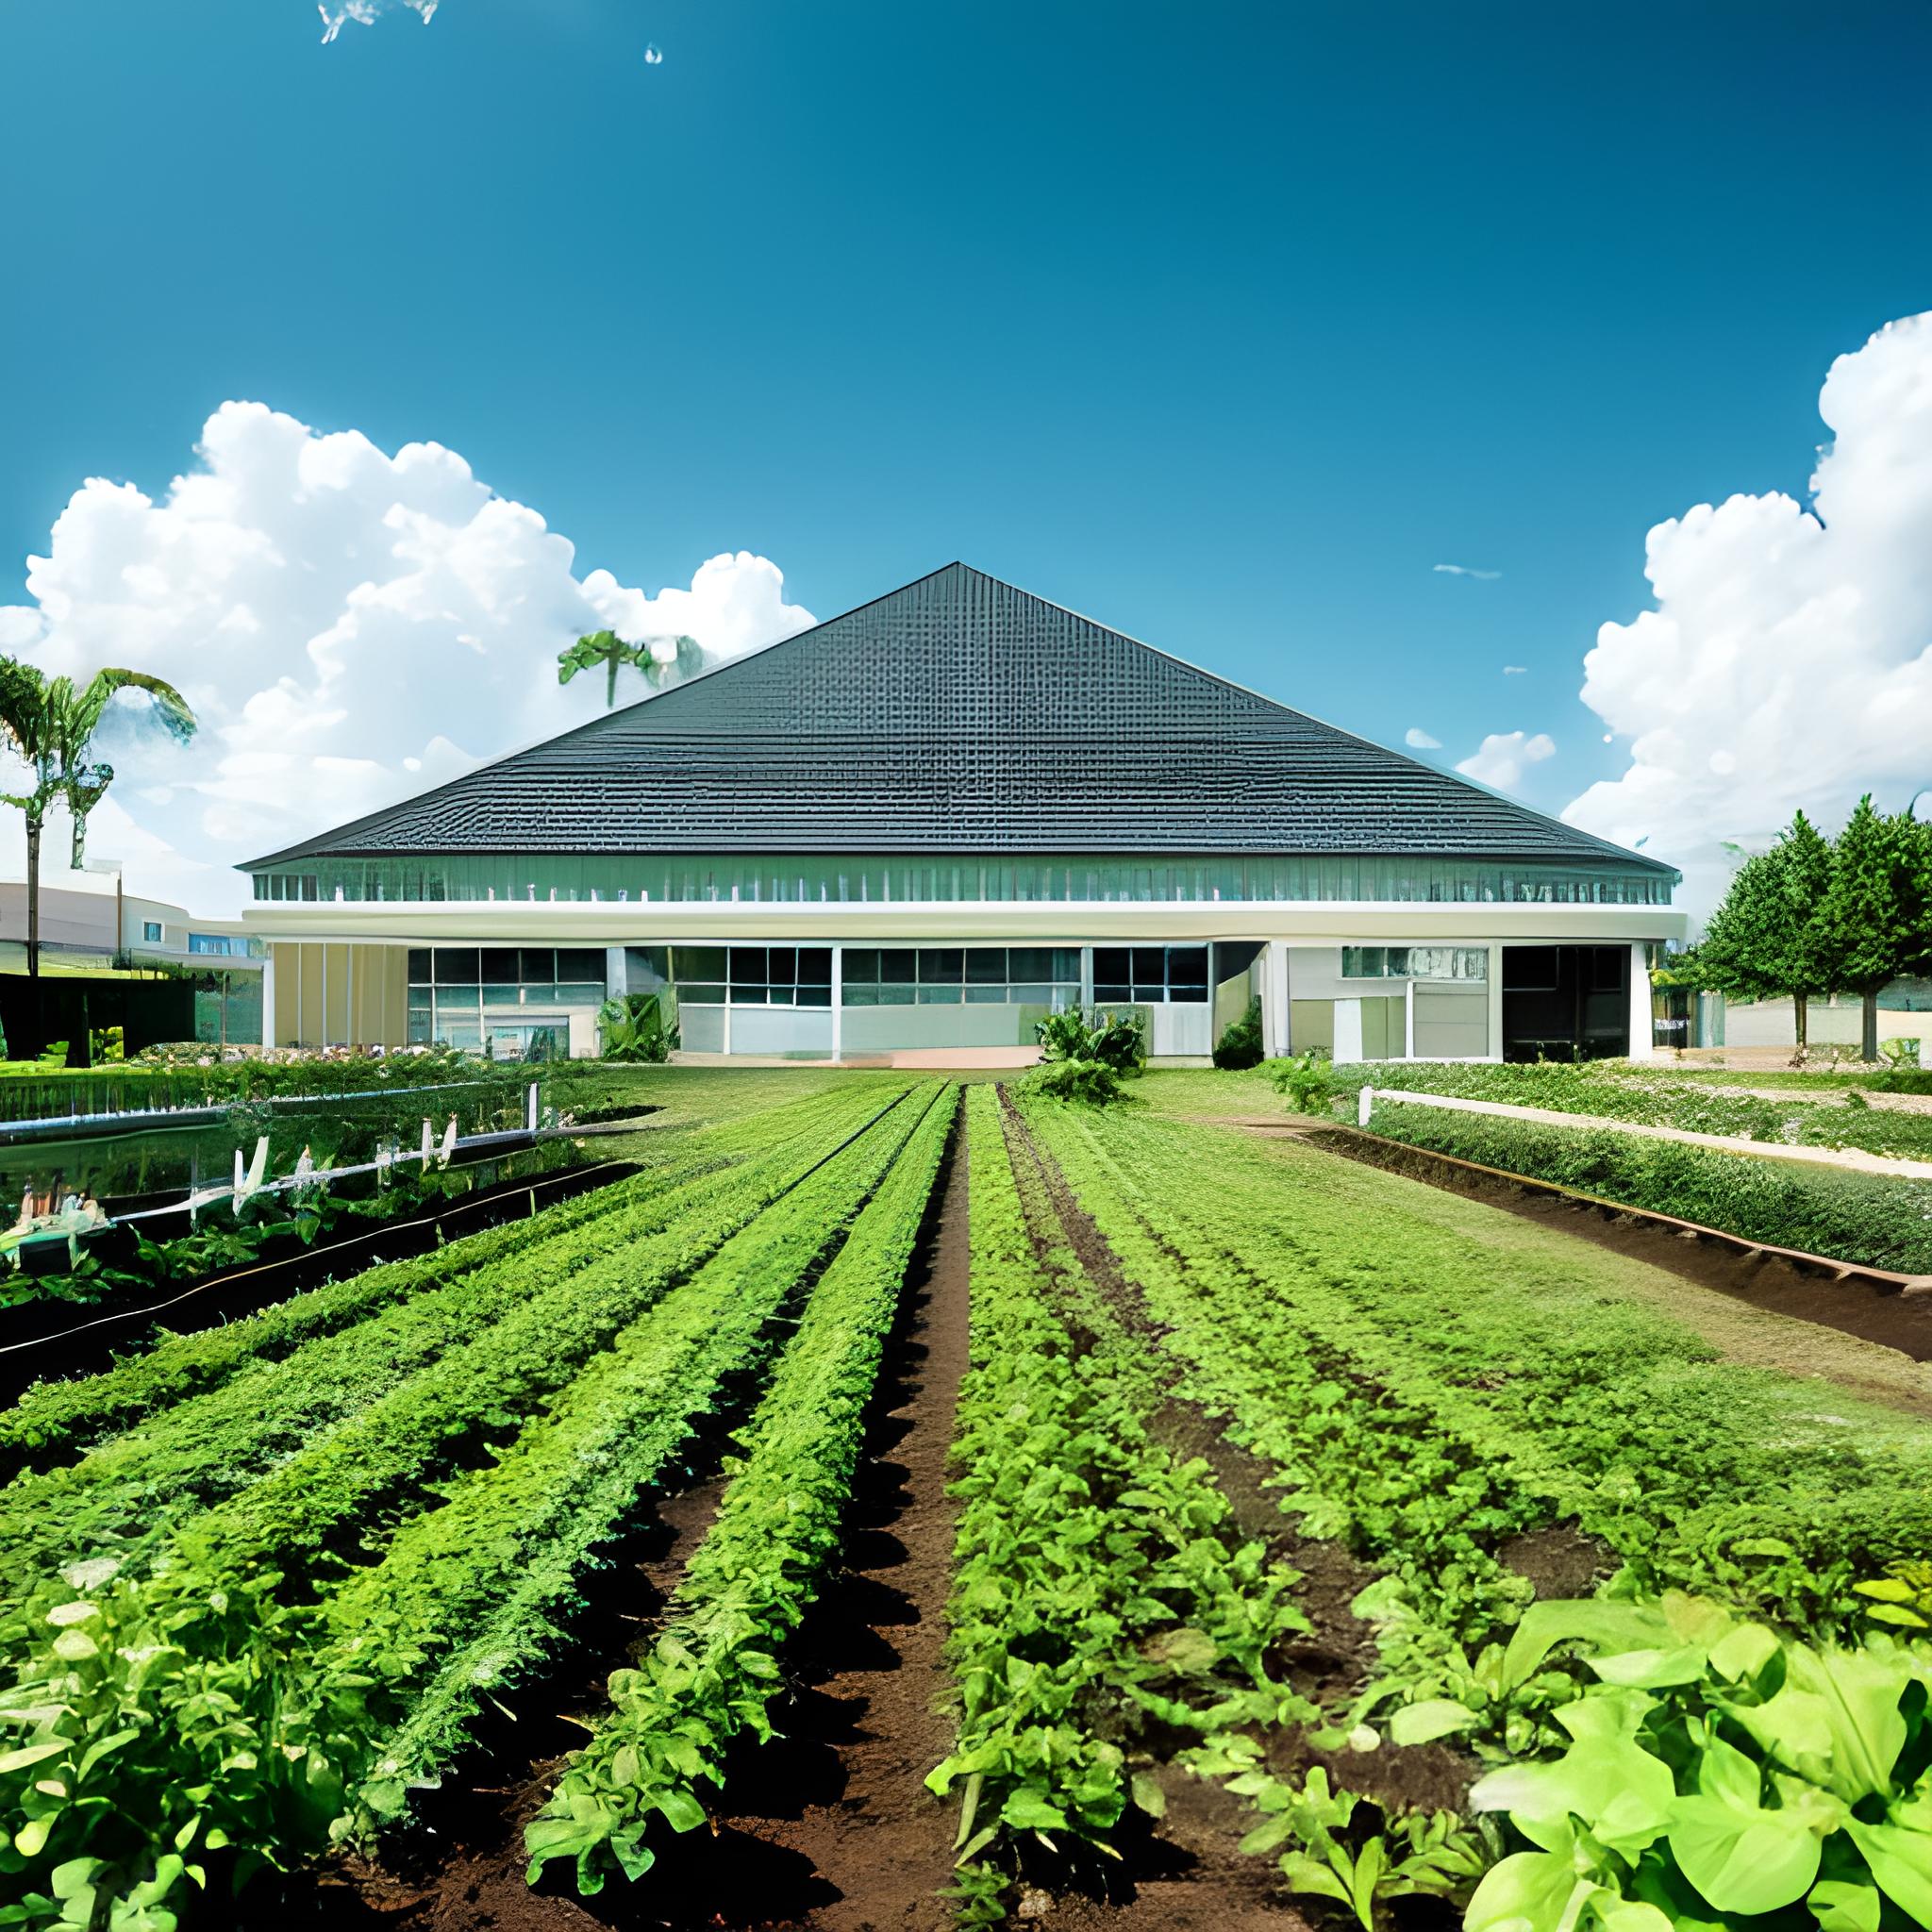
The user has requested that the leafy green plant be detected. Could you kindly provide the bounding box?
[1034,1006,1146,1073]
[596,991,677,1063]
[1461,1591,1932,1932]
[1192,1745,1484,1929]
[1022,1057,1125,1106]
[525,1089,956,1890]
[1268,1048,1337,1115]
[1212,995,1264,1071]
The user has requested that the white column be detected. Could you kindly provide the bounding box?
[1079,945,1094,1009]
[1487,941,1505,1061]
[1627,941,1654,1060]
[1404,977,1416,1059]
[260,951,276,1050]
[831,945,843,1062]
[1261,941,1291,1057]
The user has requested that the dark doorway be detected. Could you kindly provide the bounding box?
[1501,944,1630,1061]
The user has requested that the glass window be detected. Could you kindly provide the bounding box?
[483,985,524,1008]
[843,948,879,985]
[729,948,766,987]
[1093,947,1128,991]
[407,984,433,1014]
[407,1009,433,1044]
[683,982,725,1004]
[964,984,1009,1004]
[556,982,606,1006]
[875,982,916,1005]
[518,948,556,985]
[480,949,519,984]
[918,948,964,983]
[917,984,962,1005]
[797,948,832,986]
[964,948,1007,984]
[766,946,797,985]
[557,948,604,983]
[842,983,878,1007]
[142,920,164,943]
[1168,948,1208,996]
[408,948,431,984]
[1008,984,1054,1004]
[675,945,726,982]
[797,983,831,1008]
[879,949,916,985]
[435,949,480,985]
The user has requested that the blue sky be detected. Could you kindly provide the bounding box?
[2,0,1929,906]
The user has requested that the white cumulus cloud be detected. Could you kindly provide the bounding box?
[0,401,813,913]
[1433,563,1502,580]
[1405,727,1442,749]
[1457,730,1556,791]
[319,0,437,44]
[1564,311,1932,913]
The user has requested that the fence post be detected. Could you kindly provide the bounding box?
[1358,1085,1374,1129]
[526,1080,539,1133]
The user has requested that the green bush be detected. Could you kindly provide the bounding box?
[596,991,677,1063]
[1361,1102,1932,1273]
[1023,1058,1126,1106]
[1034,1006,1146,1074]
[1266,1048,1337,1115]
[1211,994,1263,1070]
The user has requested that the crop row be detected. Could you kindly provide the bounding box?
[1032,1101,1932,1640]
[525,1083,959,1893]
[926,1089,1313,1921]
[0,1082,928,1927]
[0,1084,910,1597]
[1352,1097,1932,1274]
[0,1076,879,1469]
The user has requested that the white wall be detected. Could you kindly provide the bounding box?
[1724,995,1926,1049]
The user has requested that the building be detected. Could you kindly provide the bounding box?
[241,564,1686,1062]
[1,863,266,1043]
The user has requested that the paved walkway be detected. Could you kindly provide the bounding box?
[1365,1087,1932,1182]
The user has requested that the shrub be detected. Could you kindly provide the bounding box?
[1034,1006,1146,1074]
[1211,995,1263,1070]
[1360,1102,1932,1274]
[596,991,677,1064]
[1266,1048,1337,1115]
[1023,1058,1126,1106]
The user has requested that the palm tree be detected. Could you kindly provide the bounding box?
[558,629,703,708]
[50,670,196,869]
[0,660,195,977]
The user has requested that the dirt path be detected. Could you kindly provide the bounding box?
[774,1120,973,1930]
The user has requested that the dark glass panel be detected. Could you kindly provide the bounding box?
[879,949,916,985]
[917,985,962,1005]
[435,949,480,985]
[480,949,519,984]
[1052,948,1081,980]
[842,984,878,1007]
[1092,948,1129,988]
[1008,946,1054,982]
[964,948,1007,984]
[919,948,964,983]
[675,945,726,982]
[557,948,605,983]
[766,946,797,984]
[1168,946,1208,991]
[797,983,831,1008]
[875,982,915,1005]
[683,982,725,1004]
[1132,946,1166,984]
[842,948,879,985]
[407,948,431,984]
[1094,983,1131,1004]
[797,948,832,985]
[729,947,766,985]
[518,948,556,984]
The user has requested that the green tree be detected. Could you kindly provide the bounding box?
[0,660,195,977]
[1691,848,1793,1014]
[557,629,703,708]
[1775,808,1836,1045]
[48,669,197,868]
[1811,795,1929,1061]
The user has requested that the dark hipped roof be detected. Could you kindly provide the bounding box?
[245,563,1673,874]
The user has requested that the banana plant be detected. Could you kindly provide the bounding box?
[557,630,703,708]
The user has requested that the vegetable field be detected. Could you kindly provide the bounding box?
[7,1067,1932,1931]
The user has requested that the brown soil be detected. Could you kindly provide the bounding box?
[995,1100,1460,1896]
[1307,1127,1932,1375]
[283,1119,974,1932]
